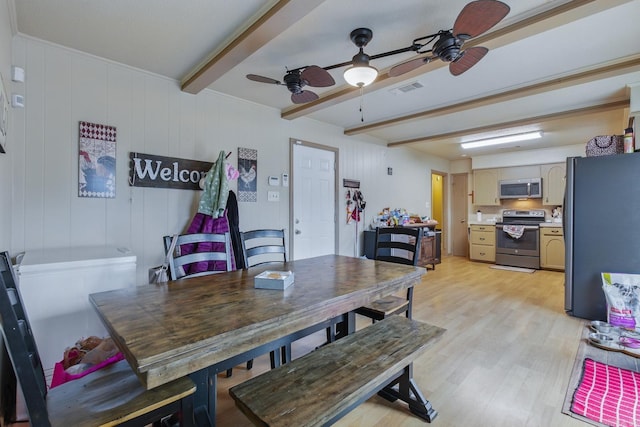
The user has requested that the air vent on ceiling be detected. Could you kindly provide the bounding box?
[389,81,424,95]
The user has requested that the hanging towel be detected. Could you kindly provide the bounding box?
[198,150,229,218]
[503,225,525,239]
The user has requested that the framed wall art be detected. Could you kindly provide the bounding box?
[78,121,117,198]
[238,147,257,202]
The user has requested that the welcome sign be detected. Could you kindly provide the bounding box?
[129,152,213,190]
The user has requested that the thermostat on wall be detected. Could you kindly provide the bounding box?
[268,176,280,186]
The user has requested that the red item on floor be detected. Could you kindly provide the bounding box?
[571,358,640,427]
[50,352,124,388]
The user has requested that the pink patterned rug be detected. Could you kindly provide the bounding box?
[571,358,640,427]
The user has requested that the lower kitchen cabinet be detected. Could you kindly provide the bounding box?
[540,226,565,270]
[469,224,495,262]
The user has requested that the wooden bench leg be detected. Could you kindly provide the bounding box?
[378,364,438,423]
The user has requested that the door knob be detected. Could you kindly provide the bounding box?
[295,229,301,235]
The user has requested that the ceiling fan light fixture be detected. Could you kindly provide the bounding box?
[461,131,543,149]
[344,64,378,87]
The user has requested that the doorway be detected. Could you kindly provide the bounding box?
[431,171,446,255]
[290,139,338,260]
[451,173,469,257]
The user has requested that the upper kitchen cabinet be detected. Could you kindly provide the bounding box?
[473,169,500,206]
[541,163,566,206]
[498,165,541,180]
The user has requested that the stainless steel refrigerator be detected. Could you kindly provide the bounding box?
[564,153,640,321]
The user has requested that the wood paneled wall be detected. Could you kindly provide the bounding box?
[7,35,447,284]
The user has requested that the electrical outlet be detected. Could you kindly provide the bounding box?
[268,191,280,202]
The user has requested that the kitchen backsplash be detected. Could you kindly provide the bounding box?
[473,199,562,223]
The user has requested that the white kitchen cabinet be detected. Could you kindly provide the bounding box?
[17,246,136,380]
[541,162,566,206]
[540,227,564,270]
[469,225,496,262]
[498,165,541,180]
[473,169,500,206]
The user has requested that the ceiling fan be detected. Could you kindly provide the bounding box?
[246,65,335,104]
[246,0,509,103]
[388,0,510,77]
[319,0,510,83]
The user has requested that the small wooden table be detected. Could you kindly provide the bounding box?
[89,254,430,424]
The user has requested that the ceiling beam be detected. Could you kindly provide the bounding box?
[387,100,629,147]
[281,0,632,120]
[345,54,640,135]
[181,0,326,94]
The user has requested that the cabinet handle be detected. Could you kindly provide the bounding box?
[479,237,485,241]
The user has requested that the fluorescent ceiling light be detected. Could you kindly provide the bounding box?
[461,131,543,149]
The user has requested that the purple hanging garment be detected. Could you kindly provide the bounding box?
[180,211,236,275]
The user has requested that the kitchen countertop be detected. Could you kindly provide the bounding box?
[539,222,563,228]
[468,221,498,226]
[467,221,562,228]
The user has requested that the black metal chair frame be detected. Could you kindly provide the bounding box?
[164,232,249,378]
[240,229,287,268]
[355,227,422,322]
[163,232,233,281]
[0,251,197,427]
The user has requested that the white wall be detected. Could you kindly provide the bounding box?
[0,1,12,253]
[8,35,449,283]
[471,144,584,169]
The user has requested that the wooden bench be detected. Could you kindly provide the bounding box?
[229,315,445,426]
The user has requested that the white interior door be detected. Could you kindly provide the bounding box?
[292,142,336,260]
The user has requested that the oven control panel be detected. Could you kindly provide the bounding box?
[501,209,545,218]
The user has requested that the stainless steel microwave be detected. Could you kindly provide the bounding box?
[499,178,542,199]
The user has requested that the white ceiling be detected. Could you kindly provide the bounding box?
[11,0,640,160]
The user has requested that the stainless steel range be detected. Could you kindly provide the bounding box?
[495,209,546,269]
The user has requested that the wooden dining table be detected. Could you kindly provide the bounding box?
[89,254,431,425]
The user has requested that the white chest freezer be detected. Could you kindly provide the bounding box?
[17,246,136,380]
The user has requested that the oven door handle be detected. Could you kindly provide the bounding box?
[496,225,539,230]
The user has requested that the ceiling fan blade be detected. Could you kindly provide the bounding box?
[388,56,431,77]
[291,90,319,104]
[453,0,510,39]
[301,66,335,87]
[246,74,281,85]
[449,46,488,76]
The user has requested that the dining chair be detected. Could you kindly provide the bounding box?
[240,229,287,267]
[240,229,292,368]
[0,251,199,427]
[163,232,233,281]
[240,229,340,363]
[164,232,248,378]
[355,226,423,322]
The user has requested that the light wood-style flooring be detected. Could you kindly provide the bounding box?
[215,256,588,427]
[9,256,589,426]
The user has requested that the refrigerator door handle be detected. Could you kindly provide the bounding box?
[564,157,575,313]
